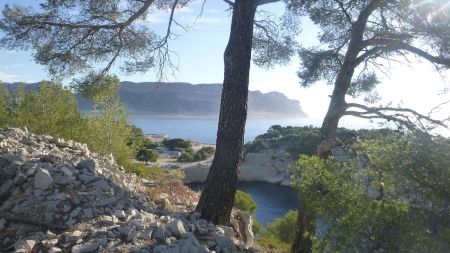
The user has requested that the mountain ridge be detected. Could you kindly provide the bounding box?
[4,81,307,118]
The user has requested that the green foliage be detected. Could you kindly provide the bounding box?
[234,190,257,214]
[80,77,133,166]
[0,82,10,127]
[125,163,165,180]
[291,130,450,252]
[128,124,146,150]
[266,210,297,244]
[163,138,192,151]
[193,146,215,161]
[10,82,83,140]
[166,169,186,180]
[177,152,194,163]
[177,146,215,163]
[256,210,297,252]
[256,234,290,253]
[136,148,159,164]
[0,3,166,78]
[143,140,161,149]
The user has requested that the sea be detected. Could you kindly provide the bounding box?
[129,116,325,144]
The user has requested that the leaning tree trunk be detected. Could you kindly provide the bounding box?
[290,58,356,253]
[290,3,378,251]
[195,0,257,225]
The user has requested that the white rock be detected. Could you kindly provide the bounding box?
[166,220,187,238]
[34,168,53,190]
[48,247,62,253]
[14,239,36,253]
[240,212,254,248]
[72,242,99,253]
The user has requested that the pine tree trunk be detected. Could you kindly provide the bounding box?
[290,4,377,251]
[195,0,256,225]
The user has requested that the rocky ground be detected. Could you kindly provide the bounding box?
[0,128,255,253]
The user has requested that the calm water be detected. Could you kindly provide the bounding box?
[188,182,299,227]
[129,116,321,144]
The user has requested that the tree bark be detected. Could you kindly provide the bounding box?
[290,204,315,253]
[195,0,256,225]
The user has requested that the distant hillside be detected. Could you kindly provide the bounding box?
[4,81,307,118]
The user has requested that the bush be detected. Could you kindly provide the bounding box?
[143,140,160,149]
[177,152,194,162]
[193,146,215,161]
[124,163,165,180]
[255,211,297,252]
[266,210,297,244]
[163,138,192,151]
[256,234,290,253]
[166,169,186,180]
[125,163,150,177]
[234,190,257,214]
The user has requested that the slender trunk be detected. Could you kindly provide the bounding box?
[195,0,256,225]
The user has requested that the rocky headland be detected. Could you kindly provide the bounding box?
[0,128,255,253]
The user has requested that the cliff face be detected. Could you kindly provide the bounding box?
[111,82,306,118]
[182,151,293,186]
[5,82,307,118]
[0,128,255,253]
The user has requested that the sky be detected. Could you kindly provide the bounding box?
[0,0,449,132]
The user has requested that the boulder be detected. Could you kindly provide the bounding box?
[33,168,53,190]
[166,220,187,238]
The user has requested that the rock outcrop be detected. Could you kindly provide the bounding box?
[183,152,293,186]
[0,128,255,253]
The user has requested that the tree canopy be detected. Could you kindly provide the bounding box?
[286,0,450,136]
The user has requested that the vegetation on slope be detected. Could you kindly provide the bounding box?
[247,126,450,252]
[0,78,158,179]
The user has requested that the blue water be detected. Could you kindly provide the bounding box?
[237,182,298,227]
[188,182,299,227]
[129,116,321,144]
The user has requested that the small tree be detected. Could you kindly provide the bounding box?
[81,75,133,166]
[137,148,159,164]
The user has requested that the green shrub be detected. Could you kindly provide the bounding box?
[177,147,213,163]
[163,138,192,151]
[234,190,257,214]
[255,211,297,252]
[124,163,165,180]
[266,210,297,244]
[167,169,186,180]
[256,234,290,253]
[125,162,150,177]
[193,146,215,161]
[177,152,194,162]
[143,140,161,149]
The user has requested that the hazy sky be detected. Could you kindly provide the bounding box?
[0,0,449,130]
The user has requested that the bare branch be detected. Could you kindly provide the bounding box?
[344,102,447,132]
